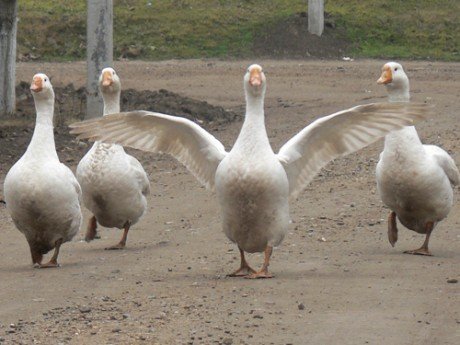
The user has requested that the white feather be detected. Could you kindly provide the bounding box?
[72,111,227,190]
[277,102,428,198]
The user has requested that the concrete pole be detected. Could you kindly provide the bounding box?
[0,0,18,118]
[308,0,324,37]
[86,0,113,119]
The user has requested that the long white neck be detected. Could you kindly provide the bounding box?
[25,93,58,160]
[233,89,271,153]
[386,82,410,103]
[383,79,422,153]
[102,91,120,115]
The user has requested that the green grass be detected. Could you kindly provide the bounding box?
[17,0,460,61]
[328,0,460,60]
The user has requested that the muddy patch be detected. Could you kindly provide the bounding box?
[13,82,240,126]
[253,12,350,59]
[1,83,240,171]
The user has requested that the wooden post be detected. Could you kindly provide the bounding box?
[308,0,324,37]
[0,0,18,118]
[86,0,113,119]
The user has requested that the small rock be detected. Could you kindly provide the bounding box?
[79,306,91,313]
[298,303,305,310]
[155,312,167,320]
[112,327,121,333]
[223,338,233,345]
[447,278,458,284]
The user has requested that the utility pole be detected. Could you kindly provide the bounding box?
[86,0,113,119]
[308,0,324,37]
[0,0,18,118]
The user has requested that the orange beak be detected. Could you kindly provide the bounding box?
[30,76,43,93]
[249,68,262,87]
[377,65,393,84]
[102,70,113,87]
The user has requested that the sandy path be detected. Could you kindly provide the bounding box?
[0,59,459,344]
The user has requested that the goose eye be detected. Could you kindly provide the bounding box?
[394,68,398,71]
[44,78,47,82]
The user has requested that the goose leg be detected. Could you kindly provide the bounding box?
[404,221,434,256]
[246,246,274,279]
[228,247,256,277]
[29,243,43,268]
[105,222,130,250]
[388,211,398,247]
[85,215,99,242]
[38,239,63,268]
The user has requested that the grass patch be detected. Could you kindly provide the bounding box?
[17,0,460,61]
[328,0,460,60]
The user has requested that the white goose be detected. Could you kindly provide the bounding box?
[71,64,428,278]
[376,62,459,255]
[76,67,150,250]
[4,74,82,268]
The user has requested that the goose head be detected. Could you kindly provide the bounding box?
[30,73,54,100]
[377,62,410,101]
[99,67,121,94]
[244,64,266,98]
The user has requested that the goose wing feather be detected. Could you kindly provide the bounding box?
[71,111,227,190]
[424,145,460,185]
[277,102,430,198]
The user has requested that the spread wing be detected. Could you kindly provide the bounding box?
[70,111,227,190]
[277,102,430,198]
[424,145,460,185]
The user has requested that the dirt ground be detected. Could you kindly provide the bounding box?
[0,59,459,345]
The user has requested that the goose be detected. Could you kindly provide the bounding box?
[376,62,459,255]
[3,74,82,268]
[71,64,429,278]
[76,67,150,250]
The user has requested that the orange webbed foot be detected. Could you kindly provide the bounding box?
[228,265,256,277]
[35,260,60,268]
[403,248,432,256]
[245,270,274,279]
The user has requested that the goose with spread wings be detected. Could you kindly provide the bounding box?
[71,64,429,278]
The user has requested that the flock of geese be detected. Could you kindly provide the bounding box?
[3,62,458,278]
